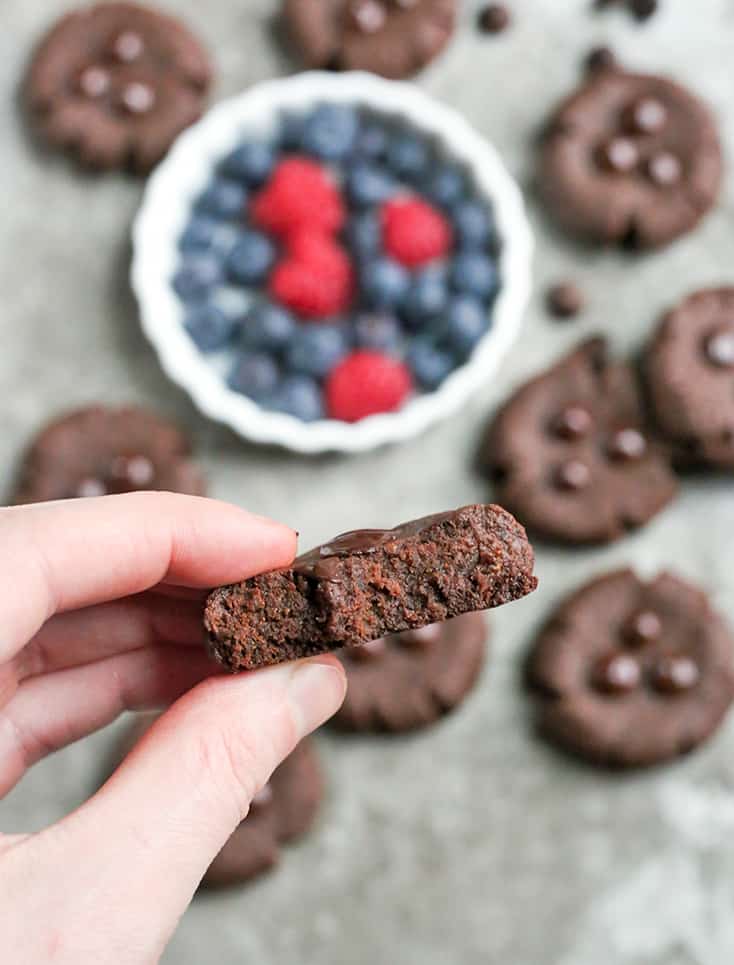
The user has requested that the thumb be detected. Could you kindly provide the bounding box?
[12,656,345,963]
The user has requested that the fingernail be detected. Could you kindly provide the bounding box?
[288,658,346,736]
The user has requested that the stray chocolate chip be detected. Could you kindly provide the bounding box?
[585,46,616,72]
[630,0,658,21]
[478,3,511,34]
[546,281,585,319]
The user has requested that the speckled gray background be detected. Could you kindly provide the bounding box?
[2,1,734,962]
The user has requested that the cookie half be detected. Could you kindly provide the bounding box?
[481,338,678,544]
[332,611,488,732]
[284,0,457,79]
[13,404,206,503]
[26,2,211,172]
[527,569,734,768]
[646,287,734,470]
[539,66,722,248]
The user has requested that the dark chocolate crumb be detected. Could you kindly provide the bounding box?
[546,281,585,319]
[585,45,616,72]
[478,3,511,34]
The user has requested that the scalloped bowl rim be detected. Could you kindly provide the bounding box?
[131,71,533,454]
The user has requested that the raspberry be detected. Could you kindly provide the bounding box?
[252,157,345,238]
[381,197,453,269]
[325,351,413,422]
[269,232,354,319]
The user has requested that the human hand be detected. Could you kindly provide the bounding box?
[0,493,346,963]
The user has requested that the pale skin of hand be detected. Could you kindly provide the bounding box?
[0,493,346,964]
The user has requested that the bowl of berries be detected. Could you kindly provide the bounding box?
[132,71,532,453]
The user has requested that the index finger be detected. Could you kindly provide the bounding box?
[0,492,296,660]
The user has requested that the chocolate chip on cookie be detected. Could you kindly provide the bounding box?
[539,67,721,248]
[26,2,212,172]
[527,569,734,767]
[481,338,678,543]
[13,405,206,503]
[646,288,734,470]
[331,612,488,732]
[204,738,323,886]
[284,0,457,79]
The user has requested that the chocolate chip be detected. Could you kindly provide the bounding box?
[546,281,584,318]
[250,782,274,809]
[110,454,155,489]
[624,96,667,134]
[704,328,734,369]
[585,46,616,72]
[75,477,107,498]
[647,151,682,186]
[630,0,658,21]
[76,65,111,98]
[400,623,442,649]
[348,638,388,662]
[608,427,647,461]
[117,81,156,114]
[652,654,700,694]
[623,609,662,647]
[551,404,593,441]
[591,652,641,694]
[598,136,640,173]
[111,30,145,63]
[349,0,387,33]
[478,3,511,33]
[554,459,591,491]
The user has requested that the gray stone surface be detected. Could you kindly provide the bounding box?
[2,0,734,962]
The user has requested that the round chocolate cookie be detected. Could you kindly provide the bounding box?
[13,405,206,503]
[646,288,734,470]
[331,611,488,732]
[26,2,211,172]
[540,67,722,248]
[284,0,457,79]
[481,338,678,544]
[204,737,324,887]
[527,569,734,768]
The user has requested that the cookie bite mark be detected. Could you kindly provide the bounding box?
[205,504,536,670]
[480,337,678,544]
[527,569,734,768]
[26,2,212,172]
[539,68,722,248]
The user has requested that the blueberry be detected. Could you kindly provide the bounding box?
[172,256,224,301]
[183,303,237,352]
[423,165,466,208]
[221,142,276,186]
[196,178,248,220]
[285,324,349,378]
[444,295,489,358]
[346,163,396,208]
[452,200,495,249]
[279,111,305,150]
[353,120,389,160]
[361,258,410,310]
[227,352,280,401]
[345,212,381,261]
[386,134,431,180]
[450,252,498,300]
[406,341,455,391]
[300,104,358,161]
[352,314,402,354]
[402,269,449,328]
[225,230,276,285]
[179,216,218,253]
[270,374,324,422]
[240,303,296,353]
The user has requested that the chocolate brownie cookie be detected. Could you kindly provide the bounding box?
[646,288,734,470]
[527,569,734,768]
[539,66,722,248]
[13,405,206,503]
[332,611,488,732]
[26,2,211,172]
[284,0,457,79]
[204,738,323,887]
[481,338,678,544]
[205,504,536,671]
